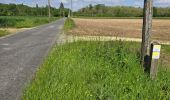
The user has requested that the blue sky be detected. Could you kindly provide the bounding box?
[0,0,170,11]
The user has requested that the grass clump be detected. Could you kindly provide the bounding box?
[64,18,75,31]
[0,30,9,37]
[23,41,170,99]
[0,16,58,28]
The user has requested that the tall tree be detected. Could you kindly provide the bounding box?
[89,4,93,10]
[59,2,64,17]
[59,2,64,9]
[153,7,157,17]
[36,4,39,9]
[89,4,93,16]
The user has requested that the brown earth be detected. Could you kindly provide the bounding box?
[69,18,170,42]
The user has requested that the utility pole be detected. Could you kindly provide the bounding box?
[71,0,73,17]
[141,0,153,67]
[48,0,51,19]
[68,0,72,18]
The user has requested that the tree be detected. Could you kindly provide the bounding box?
[59,2,64,9]
[59,2,65,17]
[89,4,93,10]
[89,4,94,16]
[153,7,158,17]
[36,4,39,9]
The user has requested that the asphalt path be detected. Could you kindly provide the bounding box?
[0,18,65,100]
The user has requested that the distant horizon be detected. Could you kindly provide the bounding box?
[0,0,170,11]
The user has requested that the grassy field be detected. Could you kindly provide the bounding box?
[0,30,9,37]
[23,41,170,99]
[0,16,58,28]
[69,18,170,41]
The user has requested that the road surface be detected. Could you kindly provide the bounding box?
[0,18,65,100]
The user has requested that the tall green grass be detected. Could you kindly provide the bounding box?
[23,41,170,99]
[0,16,58,28]
[64,18,75,31]
[0,30,9,37]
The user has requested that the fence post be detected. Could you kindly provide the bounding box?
[150,42,161,80]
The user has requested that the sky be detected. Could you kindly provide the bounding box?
[0,0,170,11]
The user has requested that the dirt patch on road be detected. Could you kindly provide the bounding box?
[69,18,170,42]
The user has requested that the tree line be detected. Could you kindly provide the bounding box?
[74,4,170,17]
[1,3,170,17]
[0,3,69,17]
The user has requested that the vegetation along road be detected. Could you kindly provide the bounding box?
[0,18,65,100]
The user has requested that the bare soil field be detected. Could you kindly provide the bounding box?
[69,18,170,41]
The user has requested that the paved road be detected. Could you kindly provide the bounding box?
[0,18,65,100]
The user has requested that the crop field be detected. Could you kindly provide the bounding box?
[23,41,170,99]
[69,18,170,41]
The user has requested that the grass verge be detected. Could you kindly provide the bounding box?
[0,16,59,28]
[0,30,10,37]
[23,41,170,99]
[64,18,75,31]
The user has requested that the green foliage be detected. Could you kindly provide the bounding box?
[74,4,170,17]
[0,16,58,28]
[23,41,170,99]
[0,30,9,37]
[64,18,75,30]
[0,3,69,17]
[156,7,170,17]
